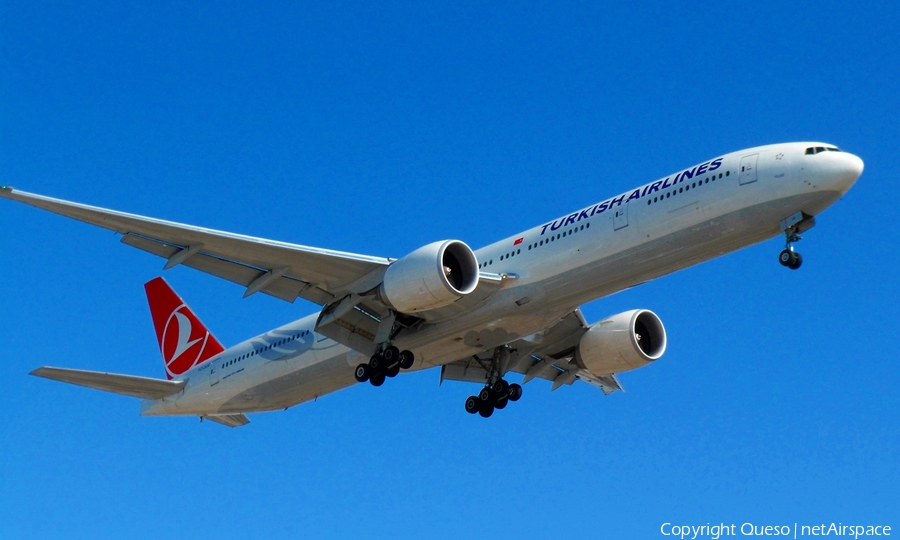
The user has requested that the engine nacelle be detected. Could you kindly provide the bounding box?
[576,309,667,377]
[380,240,479,313]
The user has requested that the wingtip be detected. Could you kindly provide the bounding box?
[0,185,12,194]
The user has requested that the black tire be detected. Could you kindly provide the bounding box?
[386,364,400,378]
[492,379,509,396]
[779,249,793,267]
[495,397,508,410]
[464,396,481,414]
[369,354,384,371]
[354,364,371,383]
[382,345,400,363]
[788,253,803,270]
[398,350,415,370]
[478,404,494,418]
[370,373,386,387]
[508,383,523,402]
[478,387,492,403]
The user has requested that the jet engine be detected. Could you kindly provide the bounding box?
[380,240,479,313]
[576,309,666,376]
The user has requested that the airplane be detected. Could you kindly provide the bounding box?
[1,141,863,427]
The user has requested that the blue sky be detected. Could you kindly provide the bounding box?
[1,1,897,538]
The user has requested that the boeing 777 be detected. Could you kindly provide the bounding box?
[1,142,863,427]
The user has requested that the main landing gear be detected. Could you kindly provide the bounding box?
[463,346,523,418]
[464,379,522,418]
[354,345,415,387]
[778,211,816,271]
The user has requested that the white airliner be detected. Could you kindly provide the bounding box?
[2,142,863,427]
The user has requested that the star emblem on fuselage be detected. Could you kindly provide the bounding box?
[775,153,784,159]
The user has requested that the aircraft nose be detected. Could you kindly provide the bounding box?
[825,151,864,193]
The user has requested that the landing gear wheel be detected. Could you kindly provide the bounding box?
[492,379,509,396]
[508,383,523,402]
[385,364,400,378]
[354,364,371,383]
[788,252,803,270]
[478,404,494,418]
[464,396,481,414]
[779,249,794,267]
[494,397,508,410]
[382,345,400,364]
[398,350,415,370]
[478,387,492,402]
[369,354,384,371]
[369,373,386,387]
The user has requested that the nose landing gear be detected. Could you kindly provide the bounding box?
[778,212,816,270]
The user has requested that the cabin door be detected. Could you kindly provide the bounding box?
[209,360,220,386]
[614,203,629,230]
[739,154,759,185]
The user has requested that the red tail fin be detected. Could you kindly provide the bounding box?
[144,277,225,380]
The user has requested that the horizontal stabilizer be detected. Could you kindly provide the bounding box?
[30,367,186,399]
[203,414,250,428]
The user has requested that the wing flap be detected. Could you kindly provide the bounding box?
[203,414,250,428]
[31,367,186,399]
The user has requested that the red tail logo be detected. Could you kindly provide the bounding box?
[145,277,224,379]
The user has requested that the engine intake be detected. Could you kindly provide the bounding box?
[380,240,479,313]
[576,309,666,377]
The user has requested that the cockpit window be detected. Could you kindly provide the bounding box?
[805,146,842,155]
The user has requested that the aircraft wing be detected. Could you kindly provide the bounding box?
[1,187,392,305]
[440,308,624,395]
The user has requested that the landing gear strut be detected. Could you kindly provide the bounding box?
[354,345,415,386]
[463,347,523,418]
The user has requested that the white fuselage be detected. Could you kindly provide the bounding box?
[142,142,863,417]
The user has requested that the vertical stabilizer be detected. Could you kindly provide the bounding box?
[144,277,224,379]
